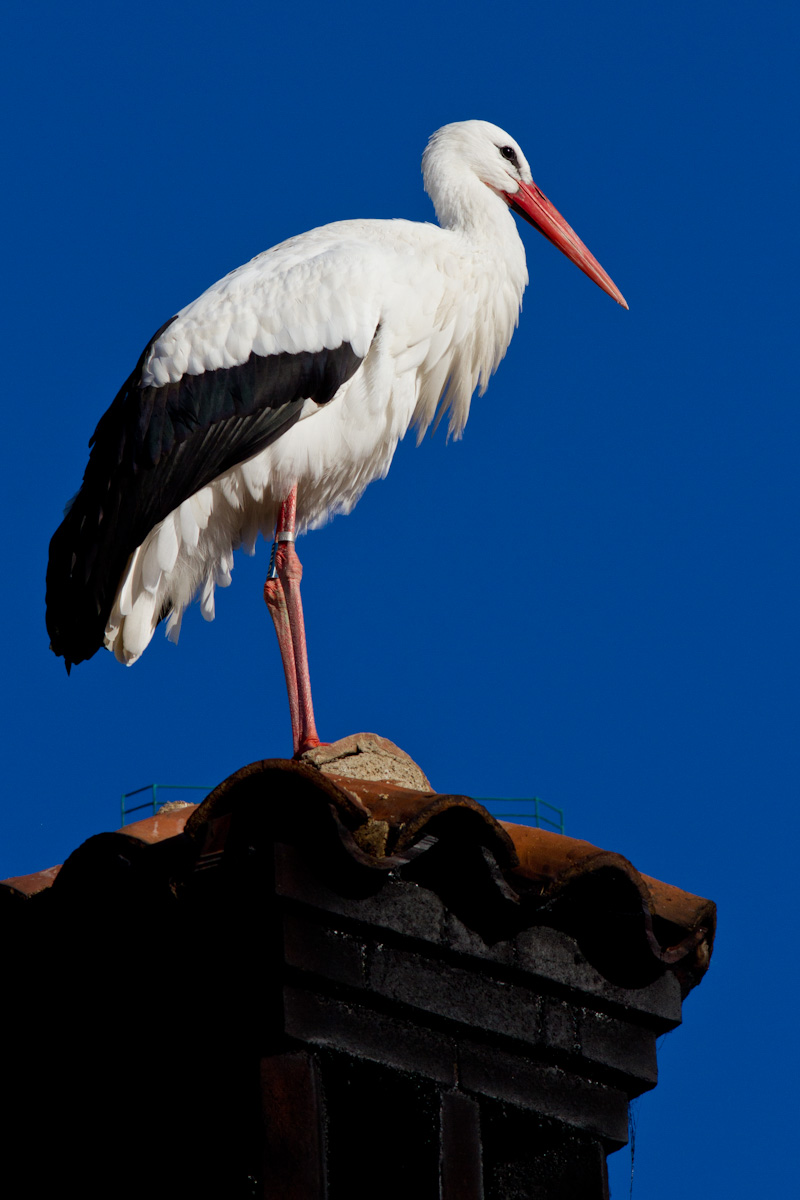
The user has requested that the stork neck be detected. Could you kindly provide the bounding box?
[427,166,527,291]
[435,175,513,234]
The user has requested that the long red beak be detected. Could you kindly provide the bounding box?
[505,178,628,309]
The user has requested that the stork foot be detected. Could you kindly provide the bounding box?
[293,737,328,759]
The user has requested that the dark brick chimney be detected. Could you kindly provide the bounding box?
[1,737,714,1200]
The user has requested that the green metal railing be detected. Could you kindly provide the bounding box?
[477,797,564,835]
[120,784,214,827]
[119,785,563,835]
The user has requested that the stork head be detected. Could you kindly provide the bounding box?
[423,120,627,309]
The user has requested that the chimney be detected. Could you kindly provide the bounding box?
[2,736,714,1199]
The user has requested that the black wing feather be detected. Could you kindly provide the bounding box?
[46,319,363,668]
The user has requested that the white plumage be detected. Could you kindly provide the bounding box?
[47,119,625,692]
[108,124,529,663]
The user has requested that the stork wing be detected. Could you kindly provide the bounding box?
[46,316,363,668]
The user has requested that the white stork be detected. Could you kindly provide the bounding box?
[46,120,627,755]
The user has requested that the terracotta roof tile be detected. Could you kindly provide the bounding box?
[0,735,714,998]
[117,803,198,845]
[1,864,62,899]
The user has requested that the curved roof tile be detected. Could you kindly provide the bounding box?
[1,742,714,998]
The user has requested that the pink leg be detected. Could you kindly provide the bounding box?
[263,487,321,756]
[264,569,301,754]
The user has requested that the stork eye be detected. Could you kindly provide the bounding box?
[499,145,519,166]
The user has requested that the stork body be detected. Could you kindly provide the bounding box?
[46,121,626,753]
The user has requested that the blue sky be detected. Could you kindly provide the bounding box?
[2,1,798,1194]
